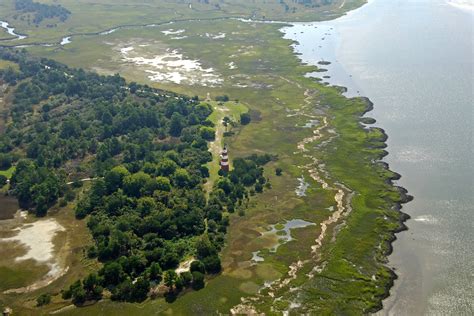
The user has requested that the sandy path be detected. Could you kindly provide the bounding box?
[66,177,96,185]
[204,102,229,195]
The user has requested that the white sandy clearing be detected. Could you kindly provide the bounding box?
[2,218,65,262]
[175,258,195,274]
[162,29,185,35]
[170,36,188,40]
[1,218,68,293]
[228,61,237,69]
[204,32,226,39]
[120,46,222,86]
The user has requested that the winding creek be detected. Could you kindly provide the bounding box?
[0,20,26,41]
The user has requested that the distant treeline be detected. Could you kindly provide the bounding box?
[15,0,71,24]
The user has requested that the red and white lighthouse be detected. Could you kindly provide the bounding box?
[220,146,230,172]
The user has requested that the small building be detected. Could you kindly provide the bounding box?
[220,146,230,172]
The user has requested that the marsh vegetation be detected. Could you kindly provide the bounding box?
[0,0,412,315]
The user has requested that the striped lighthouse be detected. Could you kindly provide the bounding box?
[220,145,230,172]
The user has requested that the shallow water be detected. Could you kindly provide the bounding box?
[0,20,26,40]
[283,0,473,314]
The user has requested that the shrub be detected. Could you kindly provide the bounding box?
[275,167,283,176]
[240,113,251,125]
[191,271,205,290]
[36,293,51,306]
[202,255,221,274]
[0,175,7,187]
[190,260,205,274]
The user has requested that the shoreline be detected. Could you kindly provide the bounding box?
[281,18,413,310]
[357,98,413,313]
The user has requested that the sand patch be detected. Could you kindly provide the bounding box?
[295,176,309,197]
[203,32,226,39]
[162,29,185,36]
[1,218,68,293]
[118,43,222,86]
[2,219,64,262]
[175,257,194,274]
[228,61,237,69]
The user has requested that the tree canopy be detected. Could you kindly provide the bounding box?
[0,48,273,304]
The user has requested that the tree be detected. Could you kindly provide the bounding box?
[255,182,263,193]
[72,286,86,305]
[137,196,156,216]
[101,262,124,287]
[202,255,221,274]
[104,165,130,193]
[62,280,81,300]
[190,260,205,274]
[240,113,251,125]
[195,235,217,259]
[173,168,190,188]
[147,262,162,282]
[169,113,184,137]
[275,167,283,176]
[83,273,103,301]
[112,279,132,301]
[222,116,231,129]
[174,275,184,292]
[199,126,215,141]
[156,159,177,177]
[60,119,81,138]
[180,271,193,287]
[123,172,151,198]
[154,176,171,192]
[164,270,177,290]
[215,95,229,102]
[36,293,51,306]
[0,153,12,170]
[130,277,150,302]
[0,175,7,187]
[191,271,205,290]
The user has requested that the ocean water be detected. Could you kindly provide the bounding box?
[283,0,473,314]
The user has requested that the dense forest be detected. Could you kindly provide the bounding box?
[14,0,71,25]
[0,48,272,304]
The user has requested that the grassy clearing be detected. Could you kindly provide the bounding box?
[204,100,248,192]
[0,60,18,71]
[0,166,15,179]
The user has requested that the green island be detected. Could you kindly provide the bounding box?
[0,0,410,315]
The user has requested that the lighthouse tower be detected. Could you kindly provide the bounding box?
[220,146,230,172]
